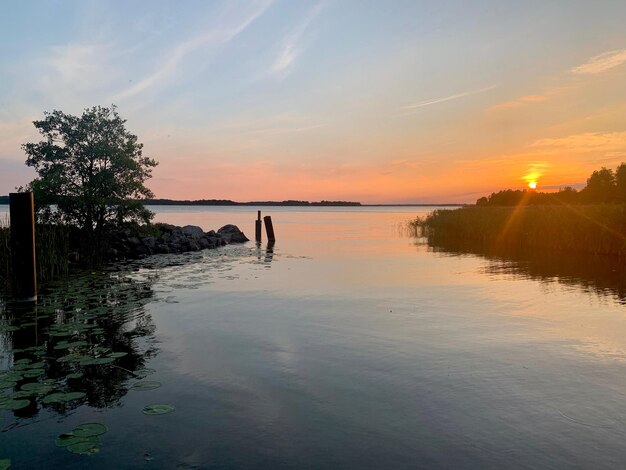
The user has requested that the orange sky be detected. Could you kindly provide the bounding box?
[1,2,626,203]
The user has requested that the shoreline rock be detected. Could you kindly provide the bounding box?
[107,223,248,261]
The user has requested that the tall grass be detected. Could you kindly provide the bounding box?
[412,204,626,260]
[0,218,69,291]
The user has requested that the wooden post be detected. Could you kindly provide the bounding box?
[255,210,262,242]
[9,192,37,302]
[263,215,276,242]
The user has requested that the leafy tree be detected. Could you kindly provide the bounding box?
[581,167,615,203]
[22,105,157,234]
[615,163,626,203]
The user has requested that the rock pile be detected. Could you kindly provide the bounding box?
[106,224,248,260]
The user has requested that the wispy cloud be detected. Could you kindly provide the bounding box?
[113,0,274,102]
[531,131,626,153]
[572,49,626,75]
[397,84,499,117]
[269,3,324,78]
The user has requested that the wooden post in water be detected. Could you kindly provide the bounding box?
[255,210,262,242]
[9,192,37,302]
[263,215,276,242]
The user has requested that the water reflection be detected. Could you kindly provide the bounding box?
[420,235,626,303]
[0,269,158,423]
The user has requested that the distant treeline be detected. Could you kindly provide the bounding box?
[477,163,626,206]
[145,199,361,206]
[0,196,361,207]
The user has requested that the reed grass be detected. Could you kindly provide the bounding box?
[0,218,69,291]
[412,204,626,260]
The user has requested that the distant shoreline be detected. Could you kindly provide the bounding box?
[0,195,465,207]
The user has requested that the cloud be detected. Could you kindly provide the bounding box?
[269,3,324,78]
[572,49,626,75]
[531,131,626,153]
[397,84,499,116]
[112,0,274,101]
[489,94,548,111]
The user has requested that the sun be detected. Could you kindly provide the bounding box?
[528,181,537,189]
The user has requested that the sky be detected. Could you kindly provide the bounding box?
[1,0,626,203]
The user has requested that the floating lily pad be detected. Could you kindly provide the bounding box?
[133,368,156,378]
[26,361,45,369]
[11,390,39,399]
[13,359,31,365]
[42,391,86,404]
[66,372,84,379]
[142,404,175,415]
[0,381,16,390]
[80,357,115,366]
[1,372,22,382]
[131,381,161,391]
[54,432,98,447]
[107,352,127,358]
[54,340,88,350]
[23,369,44,378]
[0,458,10,470]
[0,399,30,410]
[57,353,83,363]
[72,422,107,437]
[48,331,73,337]
[19,383,53,394]
[67,440,99,455]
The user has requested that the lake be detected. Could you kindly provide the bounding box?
[2,205,626,469]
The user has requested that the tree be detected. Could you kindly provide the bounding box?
[22,105,157,234]
[615,163,626,203]
[581,167,615,203]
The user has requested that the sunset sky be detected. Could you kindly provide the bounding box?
[1,0,626,203]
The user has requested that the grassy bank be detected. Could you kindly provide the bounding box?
[0,222,69,291]
[412,204,626,259]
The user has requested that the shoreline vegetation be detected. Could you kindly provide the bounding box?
[0,197,464,207]
[412,163,626,261]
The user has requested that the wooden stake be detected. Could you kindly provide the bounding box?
[255,210,262,242]
[263,215,276,242]
[9,192,37,302]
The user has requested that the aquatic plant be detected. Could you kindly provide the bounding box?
[412,204,626,260]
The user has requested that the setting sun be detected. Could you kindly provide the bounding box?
[528,181,537,189]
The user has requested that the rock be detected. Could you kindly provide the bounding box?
[198,237,211,249]
[217,225,249,243]
[142,237,157,249]
[182,225,205,240]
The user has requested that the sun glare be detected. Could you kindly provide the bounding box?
[528,181,537,189]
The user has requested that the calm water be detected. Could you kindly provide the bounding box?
[2,205,626,469]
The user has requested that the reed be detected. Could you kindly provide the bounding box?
[0,219,69,291]
[412,204,626,260]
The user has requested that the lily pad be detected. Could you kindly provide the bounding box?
[0,381,17,390]
[13,359,31,365]
[55,434,93,448]
[133,368,156,379]
[26,361,45,369]
[19,383,53,395]
[131,381,161,391]
[107,352,127,358]
[72,422,107,437]
[42,391,86,404]
[66,372,84,379]
[80,357,115,366]
[57,353,83,363]
[48,331,73,337]
[11,390,38,399]
[0,458,10,470]
[0,399,30,410]
[23,369,44,378]
[142,404,175,415]
[67,440,99,455]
